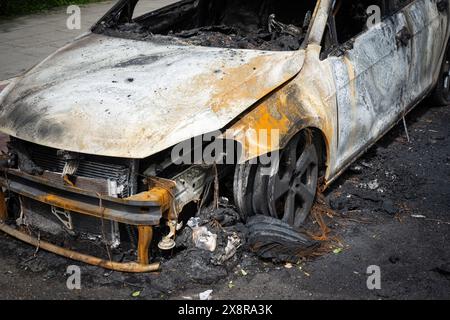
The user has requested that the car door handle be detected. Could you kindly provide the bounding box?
[396,26,412,48]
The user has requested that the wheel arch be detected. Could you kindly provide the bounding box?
[306,127,329,179]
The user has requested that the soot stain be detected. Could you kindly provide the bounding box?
[114,54,165,68]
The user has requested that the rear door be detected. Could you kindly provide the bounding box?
[326,0,412,171]
[399,0,450,107]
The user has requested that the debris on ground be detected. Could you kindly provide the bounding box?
[410,215,450,225]
[131,290,141,298]
[152,204,247,290]
[192,226,217,252]
[177,202,246,259]
[211,232,242,266]
[381,199,397,215]
[246,215,320,264]
[197,204,242,228]
[349,165,364,174]
[199,289,213,300]
[154,194,330,290]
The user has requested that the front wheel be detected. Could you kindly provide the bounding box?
[233,131,319,228]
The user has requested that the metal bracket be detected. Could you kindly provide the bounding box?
[51,206,73,230]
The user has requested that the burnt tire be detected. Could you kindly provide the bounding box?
[233,131,319,228]
[233,161,257,222]
[246,215,320,263]
[431,42,450,106]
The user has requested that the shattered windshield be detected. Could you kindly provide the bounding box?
[93,0,318,51]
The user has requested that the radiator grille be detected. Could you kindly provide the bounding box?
[13,139,134,198]
[21,197,119,257]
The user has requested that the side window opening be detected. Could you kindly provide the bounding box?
[321,0,387,58]
[334,0,386,45]
[101,0,318,52]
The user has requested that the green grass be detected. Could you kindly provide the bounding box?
[0,0,106,17]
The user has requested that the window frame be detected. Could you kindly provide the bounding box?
[320,0,397,58]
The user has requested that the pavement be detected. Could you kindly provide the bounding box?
[0,0,176,80]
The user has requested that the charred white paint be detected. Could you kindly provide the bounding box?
[0,34,303,159]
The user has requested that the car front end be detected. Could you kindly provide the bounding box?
[0,0,328,272]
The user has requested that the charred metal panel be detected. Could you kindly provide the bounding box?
[326,0,449,177]
[328,10,411,174]
[402,0,449,107]
[0,78,18,101]
[226,43,338,179]
[0,34,303,159]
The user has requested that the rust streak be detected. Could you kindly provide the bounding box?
[0,223,160,273]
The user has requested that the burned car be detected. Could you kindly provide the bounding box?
[0,0,449,272]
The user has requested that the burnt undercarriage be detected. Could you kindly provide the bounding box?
[93,0,317,51]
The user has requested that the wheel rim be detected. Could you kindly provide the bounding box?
[267,135,318,227]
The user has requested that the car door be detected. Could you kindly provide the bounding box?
[400,0,450,107]
[326,0,412,171]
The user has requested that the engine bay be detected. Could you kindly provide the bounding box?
[93,0,317,51]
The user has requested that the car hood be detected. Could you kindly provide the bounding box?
[0,33,304,158]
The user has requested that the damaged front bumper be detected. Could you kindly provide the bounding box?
[0,166,174,273]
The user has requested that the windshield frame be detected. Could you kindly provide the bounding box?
[92,0,330,51]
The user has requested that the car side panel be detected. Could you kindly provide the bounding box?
[328,12,411,174]
[402,0,450,107]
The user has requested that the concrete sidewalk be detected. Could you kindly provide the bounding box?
[0,0,175,80]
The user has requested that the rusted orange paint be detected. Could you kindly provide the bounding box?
[39,194,78,210]
[209,55,291,114]
[36,194,115,223]
[0,222,160,273]
[223,44,337,182]
[188,53,302,117]
[137,225,153,265]
[127,187,170,206]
